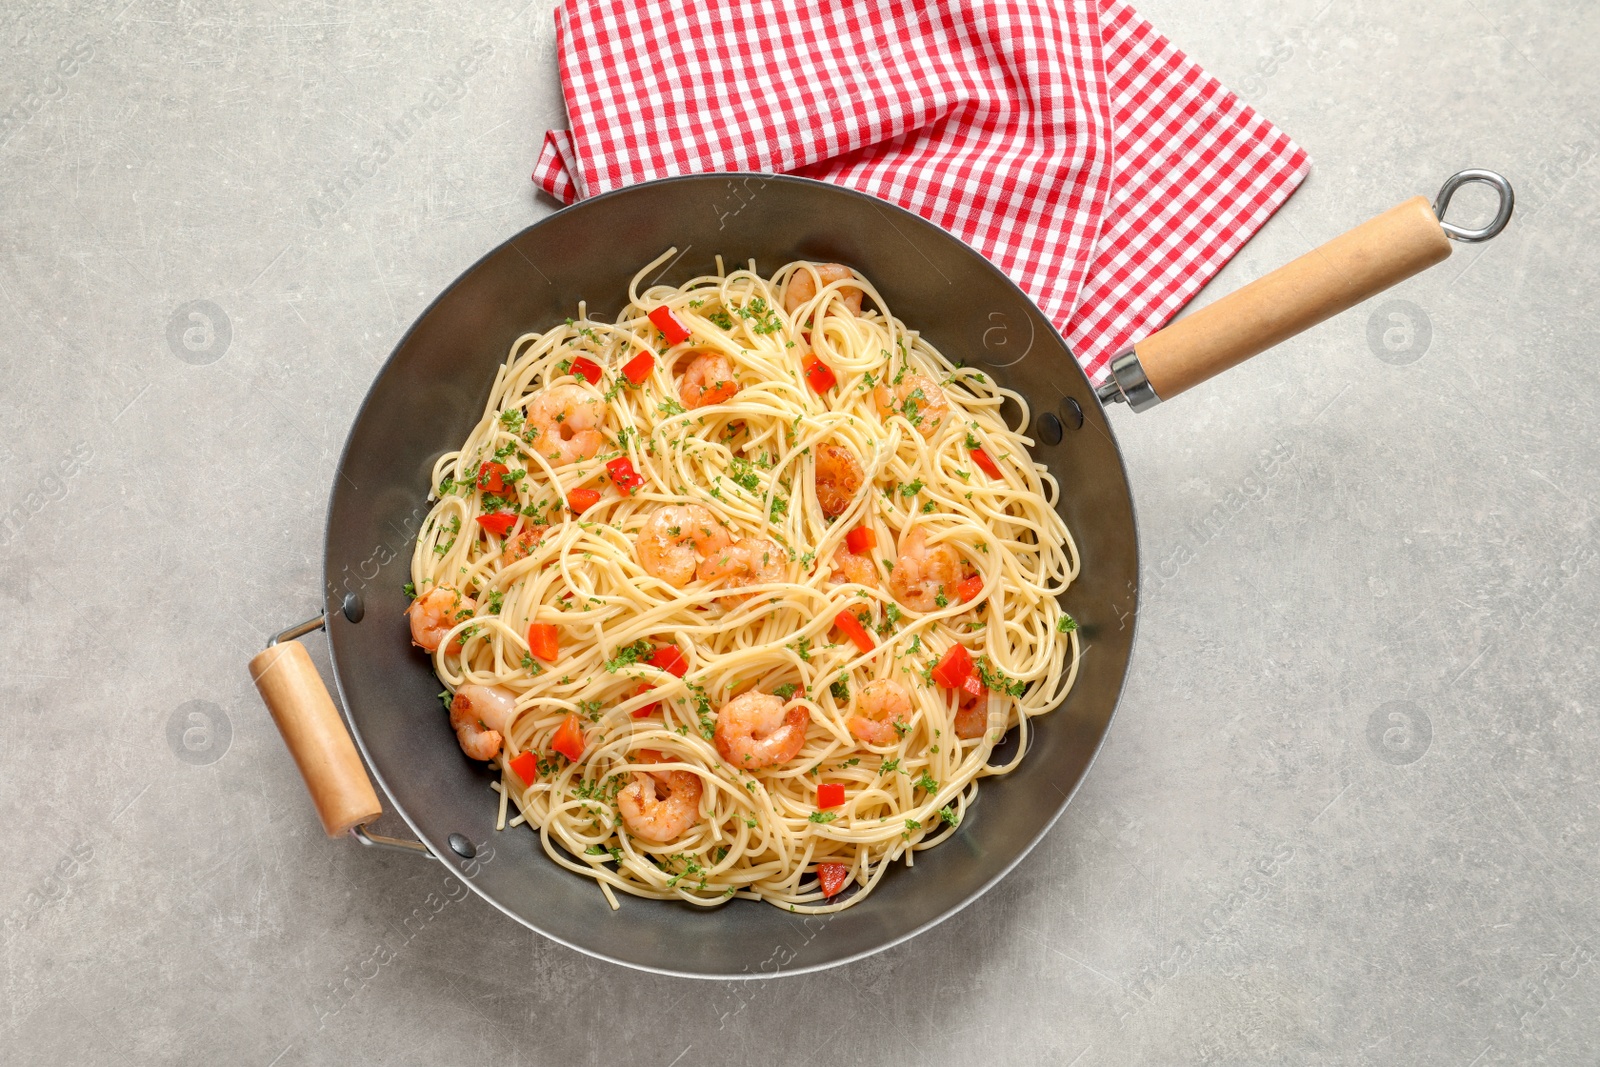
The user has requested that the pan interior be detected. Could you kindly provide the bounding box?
[323,174,1138,977]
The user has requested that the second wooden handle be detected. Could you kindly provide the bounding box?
[1137,196,1453,400]
[249,640,383,837]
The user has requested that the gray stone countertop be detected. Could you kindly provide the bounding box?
[3,0,1597,1063]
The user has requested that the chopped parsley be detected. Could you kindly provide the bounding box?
[899,479,925,497]
[686,681,717,740]
[937,805,960,827]
[604,640,654,673]
[734,296,783,335]
[808,811,838,824]
[875,604,902,636]
[975,656,1027,697]
[1056,614,1078,633]
[769,496,788,522]
[829,678,850,702]
[772,683,798,700]
[728,457,760,493]
[881,758,901,774]
[914,772,938,793]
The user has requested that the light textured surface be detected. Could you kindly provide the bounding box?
[3,1,1597,1064]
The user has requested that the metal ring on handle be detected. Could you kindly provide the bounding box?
[1433,170,1515,242]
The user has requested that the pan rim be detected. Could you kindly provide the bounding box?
[322,170,1142,978]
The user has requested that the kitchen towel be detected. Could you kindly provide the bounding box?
[532,0,1311,383]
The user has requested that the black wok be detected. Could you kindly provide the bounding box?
[249,170,1511,978]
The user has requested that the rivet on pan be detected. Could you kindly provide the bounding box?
[1035,411,1063,446]
[448,833,476,859]
[1060,396,1085,431]
[341,592,365,623]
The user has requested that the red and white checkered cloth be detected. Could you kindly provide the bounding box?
[532,0,1310,383]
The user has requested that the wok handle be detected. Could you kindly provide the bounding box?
[249,639,383,837]
[1097,170,1514,411]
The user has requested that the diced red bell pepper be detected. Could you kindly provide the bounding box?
[931,644,976,689]
[817,782,845,810]
[475,512,516,538]
[648,305,692,345]
[844,526,876,554]
[834,610,875,654]
[567,487,601,513]
[569,356,602,385]
[622,352,654,385]
[970,447,1002,480]
[646,645,690,677]
[605,456,643,493]
[817,861,851,898]
[803,354,836,393]
[477,461,508,494]
[957,574,984,603]
[632,684,659,718]
[508,751,538,784]
[959,672,985,702]
[550,713,586,761]
[527,622,559,662]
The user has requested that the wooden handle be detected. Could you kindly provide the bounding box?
[1137,195,1453,400]
[249,640,383,837]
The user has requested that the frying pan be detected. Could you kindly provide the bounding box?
[248,170,1512,978]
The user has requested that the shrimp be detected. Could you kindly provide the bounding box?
[954,688,999,740]
[528,383,604,465]
[636,505,732,587]
[827,544,879,589]
[848,679,911,745]
[813,442,864,518]
[888,526,962,612]
[714,690,809,768]
[784,262,864,318]
[497,525,548,568]
[697,537,782,595]
[407,586,476,653]
[874,373,951,439]
[617,749,705,844]
[677,349,739,409]
[449,684,517,761]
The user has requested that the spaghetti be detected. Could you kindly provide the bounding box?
[407,253,1079,912]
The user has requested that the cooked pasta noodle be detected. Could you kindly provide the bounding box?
[407,252,1080,912]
